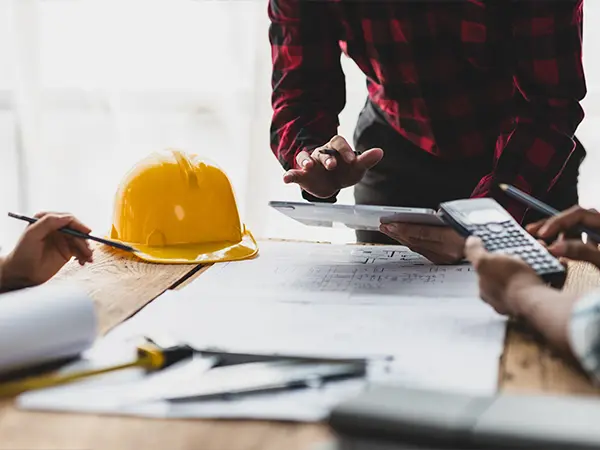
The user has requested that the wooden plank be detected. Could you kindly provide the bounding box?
[53,245,199,334]
[0,409,331,450]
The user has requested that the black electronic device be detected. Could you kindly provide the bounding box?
[438,198,566,287]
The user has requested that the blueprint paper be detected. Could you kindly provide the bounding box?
[18,242,506,421]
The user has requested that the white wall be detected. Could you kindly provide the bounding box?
[578,1,600,209]
[0,0,598,250]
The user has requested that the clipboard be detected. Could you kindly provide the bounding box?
[269,201,445,231]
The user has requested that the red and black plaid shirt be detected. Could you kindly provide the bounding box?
[268,0,586,221]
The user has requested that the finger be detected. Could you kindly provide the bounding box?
[525,219,547,235]
[559,256,569,269]
[404,244,450,264]
[480,292,510,316]
[394,234,464,263]
[34,211,52,219]
[386,223,450,244]
[584,220,599,246]
[65,239,87,266]
[65,217,92,235]
[52,234,75,262]
[548,240,600,266]
[380,223,422,245]
[313,147,338,171]
[66,236,94,262]
[381,223,420,241]
[379,224,409,245]
[60,233,93,265]
[356,147,384,170]
[327,135,356,164]
[294,150,314,170]
[538,206,600,238]
[25,214,75,240]
[283,169,309,185]
[464,236,487,265]
[32,210,73,220]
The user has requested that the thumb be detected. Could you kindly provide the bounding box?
[283,169,304,185]
[26,214,74,240]
[356,148,384,170]
[464,236,486,266]
[549,240,600,266]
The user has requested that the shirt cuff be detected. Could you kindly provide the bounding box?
[301,189,338,204]
[568,289,600,384]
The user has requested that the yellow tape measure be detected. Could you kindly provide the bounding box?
[0,342,193,398]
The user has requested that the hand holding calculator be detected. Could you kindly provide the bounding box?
[439,198,566,287]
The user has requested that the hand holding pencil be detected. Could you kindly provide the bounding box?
[499,184,600,268]
[282,135,384,199]
[1,212,94,291]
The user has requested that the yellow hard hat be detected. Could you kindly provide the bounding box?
[109,149,258,264]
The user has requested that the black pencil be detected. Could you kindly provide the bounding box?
[8,212,138,253]
[498,184,600,242]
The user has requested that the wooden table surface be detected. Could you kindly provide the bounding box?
[0,243,599,450]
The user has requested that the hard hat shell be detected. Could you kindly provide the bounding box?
[110,149,258,264]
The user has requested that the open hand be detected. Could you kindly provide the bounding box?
[379,223,465,264]
[283,135,384,199]
[1,212,94,291]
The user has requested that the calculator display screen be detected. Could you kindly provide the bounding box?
[466,209,508,225]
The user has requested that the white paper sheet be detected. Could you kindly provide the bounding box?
[182,242,479,302]
[18,242,506,421]
[0,283,96,374]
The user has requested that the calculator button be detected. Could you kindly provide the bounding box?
[486,223,505,234]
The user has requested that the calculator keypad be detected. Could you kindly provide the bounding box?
[470,221,563,274]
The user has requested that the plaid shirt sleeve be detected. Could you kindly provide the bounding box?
[569,289,600,384]
[471,1,586,222]
[268,0,345,176]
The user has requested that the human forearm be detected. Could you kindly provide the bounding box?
[510,283,579,355]
[269,0,345,172]
[0,255,23,293]
[0,253,32,293]
[0,255,4,292]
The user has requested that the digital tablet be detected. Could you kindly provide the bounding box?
[269,201,445,231]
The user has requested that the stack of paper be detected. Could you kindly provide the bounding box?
[17,242,506,421]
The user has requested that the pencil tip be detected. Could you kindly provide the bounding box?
[498,183,508,190]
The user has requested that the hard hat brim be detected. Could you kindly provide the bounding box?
[112,228,258,264]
